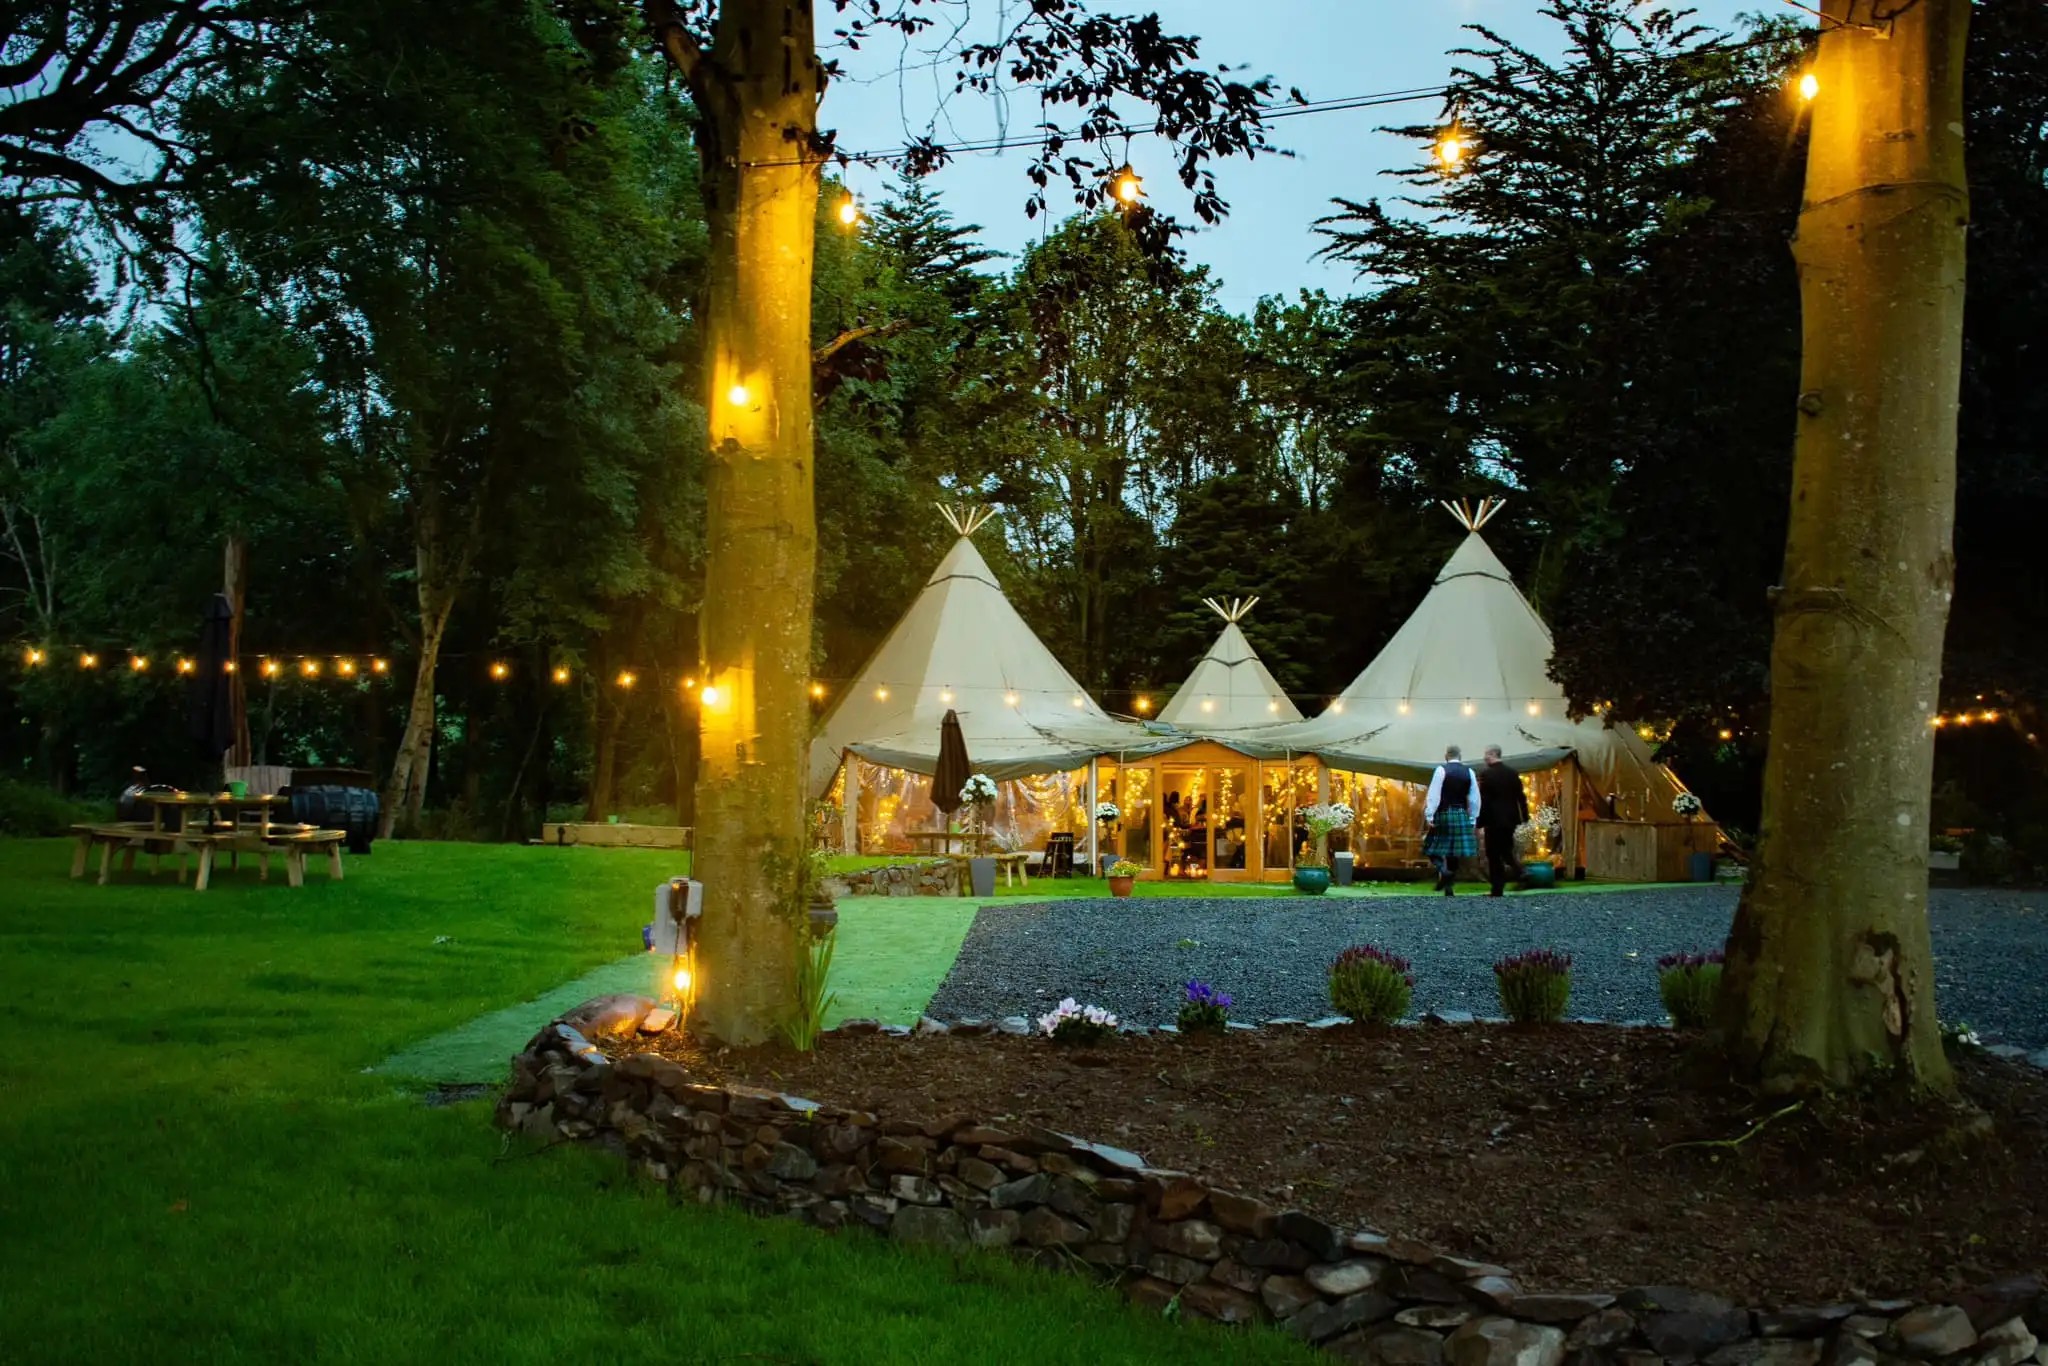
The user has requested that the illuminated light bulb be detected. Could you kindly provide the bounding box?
[1638,725,1655,739]
[300,659,321,678]
[1436,133,1465,170]
[337,658,357,677]
[874,686,889,701]
[371,658,389,674]
[1071,696,1085,708]
[130,655,149,672]
[672,964,693,994]
[1930,716,1947,728]
[553,666,571,684]
[261,659,279,677]
[1982,709,2000,722]
[1797,71,1819,102]
[939,689,953,704]
[1956,713,1973,726]
[489,661,510,681]
[1268,701,1280,713]
[1526,701,1540,716]
[1132,696,1149,713]
[176,658,195,675]
[699,685,721,706]
[1397,700,1411,715]
[1111,164,1143,204]
[1201,699,1216,713]
[1718,728,1734,741]
[1462,700,1476,716]
[223,660,237,674]
[1331,700,1345,714]
[726,382,750,407]
[80,652,99,669]
[616,670,637,689]
[24,647,44,666]
[809,682,825,699]
[836,195,859,226]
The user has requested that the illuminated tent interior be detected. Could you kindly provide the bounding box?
[810,505,1169,859]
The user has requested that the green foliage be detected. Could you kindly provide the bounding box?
[1108,860,1141,878]
[1176,980,1232,1034]
[1656,952,1724,1030]
[0,780,110,834]
[1328,945,1414,1025]
[1494,949,1572,1025]
[783,928,840,1053]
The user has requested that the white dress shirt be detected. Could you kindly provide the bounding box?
[1423,763,1482,824]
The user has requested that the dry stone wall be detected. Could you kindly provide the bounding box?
[500,1000,2048,1366]
[822,860,961,897]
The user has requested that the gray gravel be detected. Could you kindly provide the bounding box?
[925,887,2048,1053]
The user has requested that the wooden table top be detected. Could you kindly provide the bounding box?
[133,792,287,807]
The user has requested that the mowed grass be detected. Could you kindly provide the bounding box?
[0,837,1316,1365]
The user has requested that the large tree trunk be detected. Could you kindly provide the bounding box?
[379,554,457,838]
[223,535,252,767]
[1720,0,1969,1095]
[667,0,823,1044]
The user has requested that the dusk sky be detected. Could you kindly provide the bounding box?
[822,0,1770,309]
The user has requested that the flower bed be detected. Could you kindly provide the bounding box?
[500,998,2048,1364]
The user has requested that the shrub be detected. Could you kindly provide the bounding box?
[1328,945,1414,1025]
[1037,997,1118,1045]
[782,930,839,1052]
[1495,948,1572,1024]
[1177,980,1231,1033]
[0,779,111,835]
[1108,860,1141,878]
[1656,951,1724,1029]
[1941,1019,1982,1051]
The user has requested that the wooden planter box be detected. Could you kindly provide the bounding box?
[541,822,693,850]
[1583,820,1714,882]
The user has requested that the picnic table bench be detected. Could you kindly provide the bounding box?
[69,822,348,891]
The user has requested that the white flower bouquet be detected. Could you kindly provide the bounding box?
[1672,792,1703,818]
[959,773,998,807]
[1036,997,1119,1044]
[1094,801,1121,824]
[1300,802,1355,842]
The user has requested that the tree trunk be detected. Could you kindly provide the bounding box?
[1719,0,1969,1095]
[223,535,252,767]
[379,561,456,838]
[586,682,621,822]
[672,0,823,1045]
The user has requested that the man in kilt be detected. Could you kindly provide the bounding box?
[1422,745,1481,896]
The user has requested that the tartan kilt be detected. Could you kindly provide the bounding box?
[1422,807,1479,859]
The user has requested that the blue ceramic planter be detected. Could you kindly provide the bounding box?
[1520,860,1558,890]
[1293,866,1332,896]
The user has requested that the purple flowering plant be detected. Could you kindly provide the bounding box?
[1494,948,1572,1024]
[1177,980,1233,1033]
[1656,949,1725,1029]
[1329,944,1414,1025]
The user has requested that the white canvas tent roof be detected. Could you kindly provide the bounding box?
[1246,499,1696,815]
[1157,597,1303,731]
[809,507,1168,795]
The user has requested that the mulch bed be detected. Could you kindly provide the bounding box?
[608,1023,2048,1307]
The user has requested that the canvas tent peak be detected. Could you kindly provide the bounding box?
[936,502,995,538]
[1440,496,1506,533]
[1202,595,1259,625]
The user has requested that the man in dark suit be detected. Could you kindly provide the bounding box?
[1476,744,1529,897]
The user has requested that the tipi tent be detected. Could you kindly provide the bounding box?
[1247,498,1708,875]
[811,506,1167,854]
[1157,598,1303,731]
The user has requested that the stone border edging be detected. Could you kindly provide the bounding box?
[497,995,2048,1366]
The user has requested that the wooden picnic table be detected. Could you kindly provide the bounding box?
[903,830,977,854]
[69,815,346,891]
[132,791,289,836]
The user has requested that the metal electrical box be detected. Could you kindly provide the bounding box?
[648,877,702,955]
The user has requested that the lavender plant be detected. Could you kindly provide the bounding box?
[1495,948,1572,1024]
[1177,980,1232,1033]
[1328,945,1414,1025]
[1656,950,1724,1029]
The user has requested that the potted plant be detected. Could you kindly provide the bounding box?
[1107,859,1140,896]
[1673,791,1710,880]
[1929,833,1963,872]
[1094,800,1121,874]
[1292,801,1355,895]
[960,773,999,895]
[1514,804,1562,888]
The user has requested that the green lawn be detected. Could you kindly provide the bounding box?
[0,836,1315,1365]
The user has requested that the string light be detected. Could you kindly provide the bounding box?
[1718,728,1734,740]
[553,666,572,684]
[129,655,149,672]
[875,686,889,701]
[1111,164,1143,205]
[1797,71,1819,101]
[1071,696,1085,708]
[1200,699,1215,713]
[176,658,195,675]
[672,964,692,994]
[616,670,637,689]
[810,682,826,699]
[939,689,953,703]
[337,658,357,677]
[726,383,750,407]
[23,647,43,666]
[300,659,321,678]
[489,661,510,681]
[1330,700,1344,714]
[1435,128,1468,172]
[1267,700,1280,713]
[261,659,279,678]
[371,658,389,675]
[1525,701,1541,716]
[699,684,721,706]
[1006,691,1021,706]
[223,660,237,674]
[1132,696,1148,713]
[1397,700,1411,715]
[1461,700,1477,716]
[836,194,860,226]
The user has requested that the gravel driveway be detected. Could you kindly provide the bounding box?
[925,887,2048,1053]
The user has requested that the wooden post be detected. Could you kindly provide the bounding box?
[1085,760,1100,876]
[1561,759,1581,879]
[840,755,860,855]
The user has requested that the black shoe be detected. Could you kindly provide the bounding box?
[1489,889,1504,897]
[1444,882,1455,897]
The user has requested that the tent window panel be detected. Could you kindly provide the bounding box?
[994,771,1086,859]
[857,762,938,853]
[1336,772,1429,869]
[1102,765,1153,869]
[1214,767,1249,870]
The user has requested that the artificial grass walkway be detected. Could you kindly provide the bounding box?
[0,836,1315,1366]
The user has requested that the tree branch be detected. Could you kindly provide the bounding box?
[811,320,910,365]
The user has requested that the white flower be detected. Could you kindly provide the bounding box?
[960,772,999,806]
[1094,801,1121,823]
[1036,997,1118,1035]
[1672,792,1704,817]
[1300,802,1355,838]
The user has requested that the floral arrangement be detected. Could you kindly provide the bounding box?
[1514,803,1562,856]
[1297,802,1356,867]
[1328,944,1414,1025]
[1672,791,1704,818]
[1037,997,1118,1045]
[1177,980,1232,1034]
[1108,859,1141,878]
[1494,948,1572,1024]
[1656,950,1724,1029]
[1941,1019,1982,1050]
[1094,801,1121,824]
[960,773,998,807]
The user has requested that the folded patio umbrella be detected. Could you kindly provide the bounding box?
[932,709,972,814]
[188,593,236,763]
